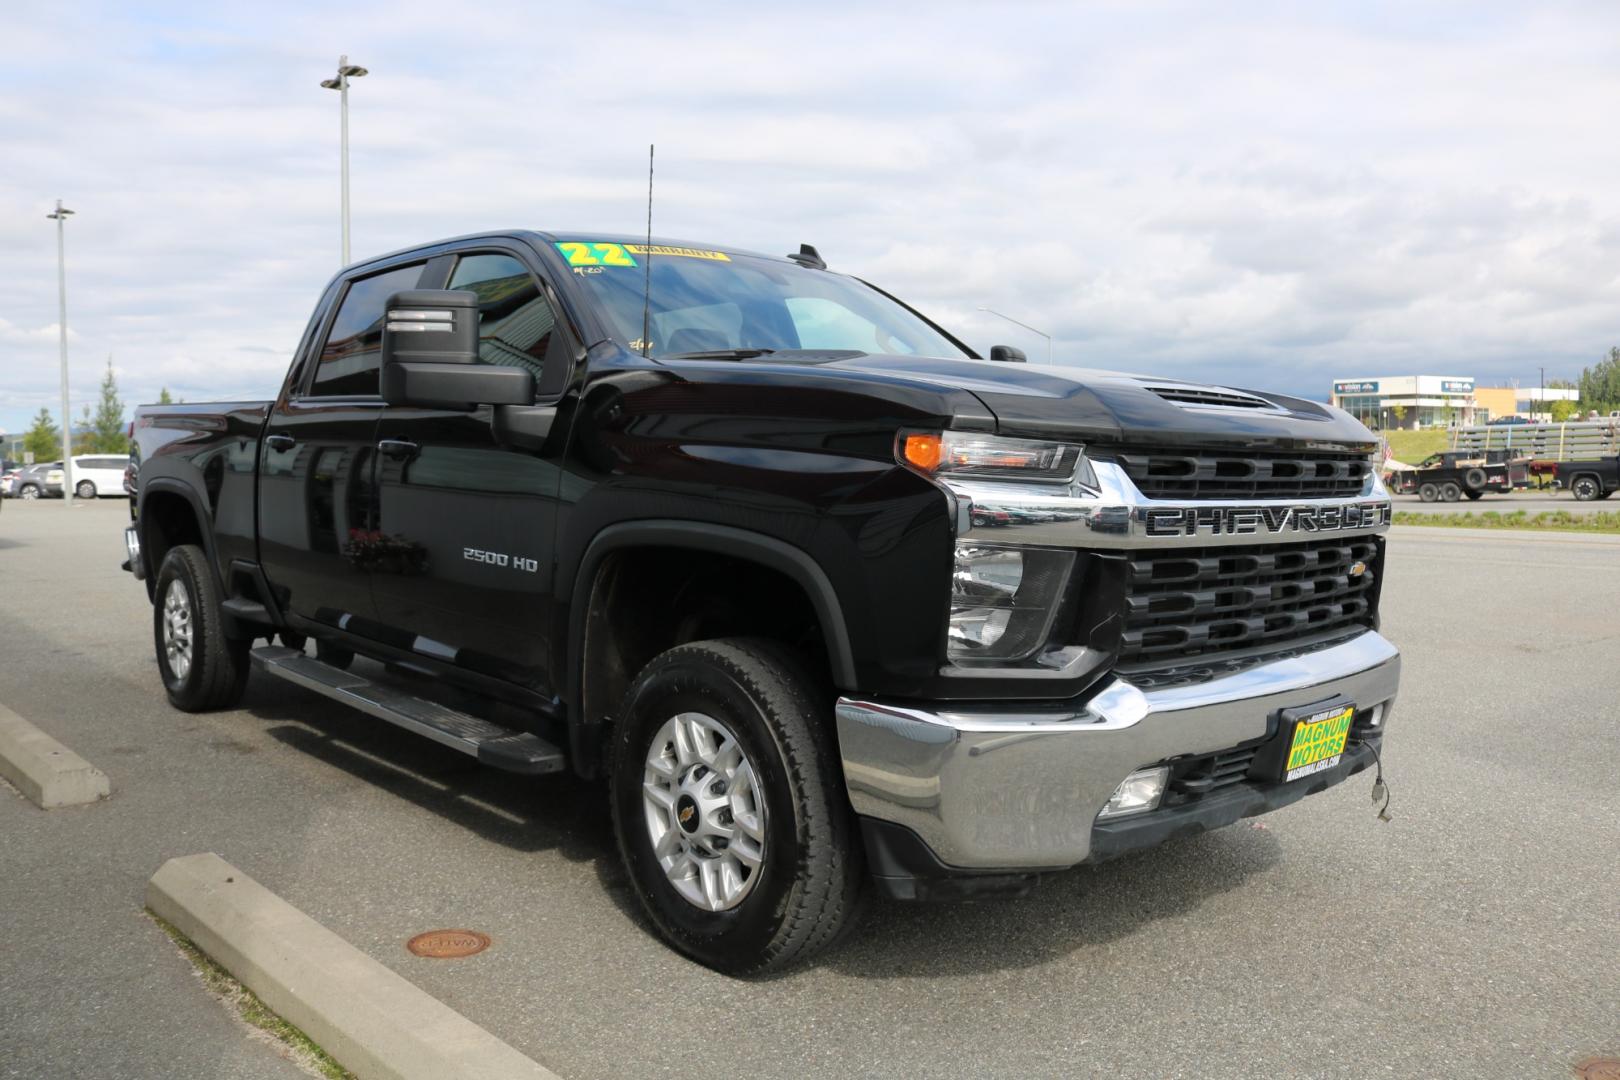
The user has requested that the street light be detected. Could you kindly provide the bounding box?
[46,199,74,507]
[320,55,368,266]
[977,306,1053,364]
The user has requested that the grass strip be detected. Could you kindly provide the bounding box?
[146,909,355,1080]
[1393,509,1620,533]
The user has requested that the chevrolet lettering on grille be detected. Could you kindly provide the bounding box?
[1142,501,1393,538]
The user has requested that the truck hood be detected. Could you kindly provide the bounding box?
[826,354,1377,453]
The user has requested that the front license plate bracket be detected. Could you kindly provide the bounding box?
[1251,695,1356,784]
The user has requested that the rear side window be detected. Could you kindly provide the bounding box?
[309,263,424,397]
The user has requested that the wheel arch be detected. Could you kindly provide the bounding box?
[565,520,857,777]
[137,480,221,599]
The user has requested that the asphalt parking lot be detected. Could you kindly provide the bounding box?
[2,499,1616,1079]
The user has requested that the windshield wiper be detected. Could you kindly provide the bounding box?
[658,348,776,361]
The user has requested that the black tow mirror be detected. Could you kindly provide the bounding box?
[380,289,534,409]
[989,345,1028,363]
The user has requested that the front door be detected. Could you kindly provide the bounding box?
[370,250,573,696]
[258,260,425,636]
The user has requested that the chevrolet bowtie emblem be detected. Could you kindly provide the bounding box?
[1349,561,1368,577]
[679,805,695,825]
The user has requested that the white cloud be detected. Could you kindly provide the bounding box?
[2,0,1619,436]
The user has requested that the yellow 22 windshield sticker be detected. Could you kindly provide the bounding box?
[556,242,637,267]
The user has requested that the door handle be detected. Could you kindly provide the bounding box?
[265,433,296,452]
[377,438,420,461]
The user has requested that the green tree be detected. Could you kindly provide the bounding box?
[1550,398,1578,422]
[1578,347,1620,412]
[90,359,128,453]
[1391,403,1409,429]
[74,403,93,454]
[22,408,58,460]
[157,387,174,405]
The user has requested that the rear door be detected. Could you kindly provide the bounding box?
[370,246,577,695]
[257,260,426,638]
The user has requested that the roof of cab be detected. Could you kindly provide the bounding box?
[347,229,794,276]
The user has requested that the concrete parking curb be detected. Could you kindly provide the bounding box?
[147,853,559,1080]
[0,703,111,808]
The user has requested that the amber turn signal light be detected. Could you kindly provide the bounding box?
[903,433,943,471]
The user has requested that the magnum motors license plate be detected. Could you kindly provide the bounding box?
[1282,703,1354,782]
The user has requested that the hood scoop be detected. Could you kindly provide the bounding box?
[1141,383,1281,411]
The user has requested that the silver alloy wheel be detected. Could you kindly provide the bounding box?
[19,486,38,500]
[76,481,95,498]
[641,711,766,912]
[162,577,194,681]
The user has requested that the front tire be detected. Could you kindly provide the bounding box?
[1419,482,1439,502]
[153,544,250,711]
[610,638,861,975]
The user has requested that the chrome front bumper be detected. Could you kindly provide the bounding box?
[836,629,1400,870]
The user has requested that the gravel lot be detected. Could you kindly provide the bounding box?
[1,500,1616,1079]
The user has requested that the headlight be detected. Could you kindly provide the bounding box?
[948,543,1074,663]
[899,431,1084,483]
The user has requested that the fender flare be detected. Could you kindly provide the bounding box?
[138,478,222,591]
[566,521,858,698]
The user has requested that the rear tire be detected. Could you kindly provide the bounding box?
[610,638,861,975]
[75,480,97,499]
[1572,476,1600,501]
[153,544,250,711]
[1441,482,1462,502]
[1419,482,1439,502]
[19,484,39,500]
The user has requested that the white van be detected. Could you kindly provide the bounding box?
[69,455,131,499]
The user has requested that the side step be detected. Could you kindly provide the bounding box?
[250,646,565,775]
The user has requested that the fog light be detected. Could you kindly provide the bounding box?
[1097,766,1169,820]
[1365,703,1384,728]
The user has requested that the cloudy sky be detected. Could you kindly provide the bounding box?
[3,1,1619,437]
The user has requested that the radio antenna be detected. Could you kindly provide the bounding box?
[640,144,654,358]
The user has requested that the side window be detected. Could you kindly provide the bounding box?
[448,253,566,397]
[309,263,424,397]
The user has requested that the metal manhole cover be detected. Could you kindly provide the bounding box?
[406,929,491,959]
[1576,1059,1620,1080]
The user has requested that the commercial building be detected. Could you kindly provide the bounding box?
[1330,376,1479,430]
[1330,376,1579,429]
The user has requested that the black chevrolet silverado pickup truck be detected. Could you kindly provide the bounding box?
[124,231,1400,973]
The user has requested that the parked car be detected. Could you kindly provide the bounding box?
[124,229,1401,973]
[1486,415,1533,426]
[10,462,63,499]
[1554,455,1619,501]
[69,454,133,498]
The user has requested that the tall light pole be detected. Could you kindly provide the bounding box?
[47,199,75,506]
[977,306,1053,364]
[321,55,368,266]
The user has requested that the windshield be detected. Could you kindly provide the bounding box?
[553,241,969,360]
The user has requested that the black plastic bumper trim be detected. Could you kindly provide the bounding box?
[1087,738,1379,862]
